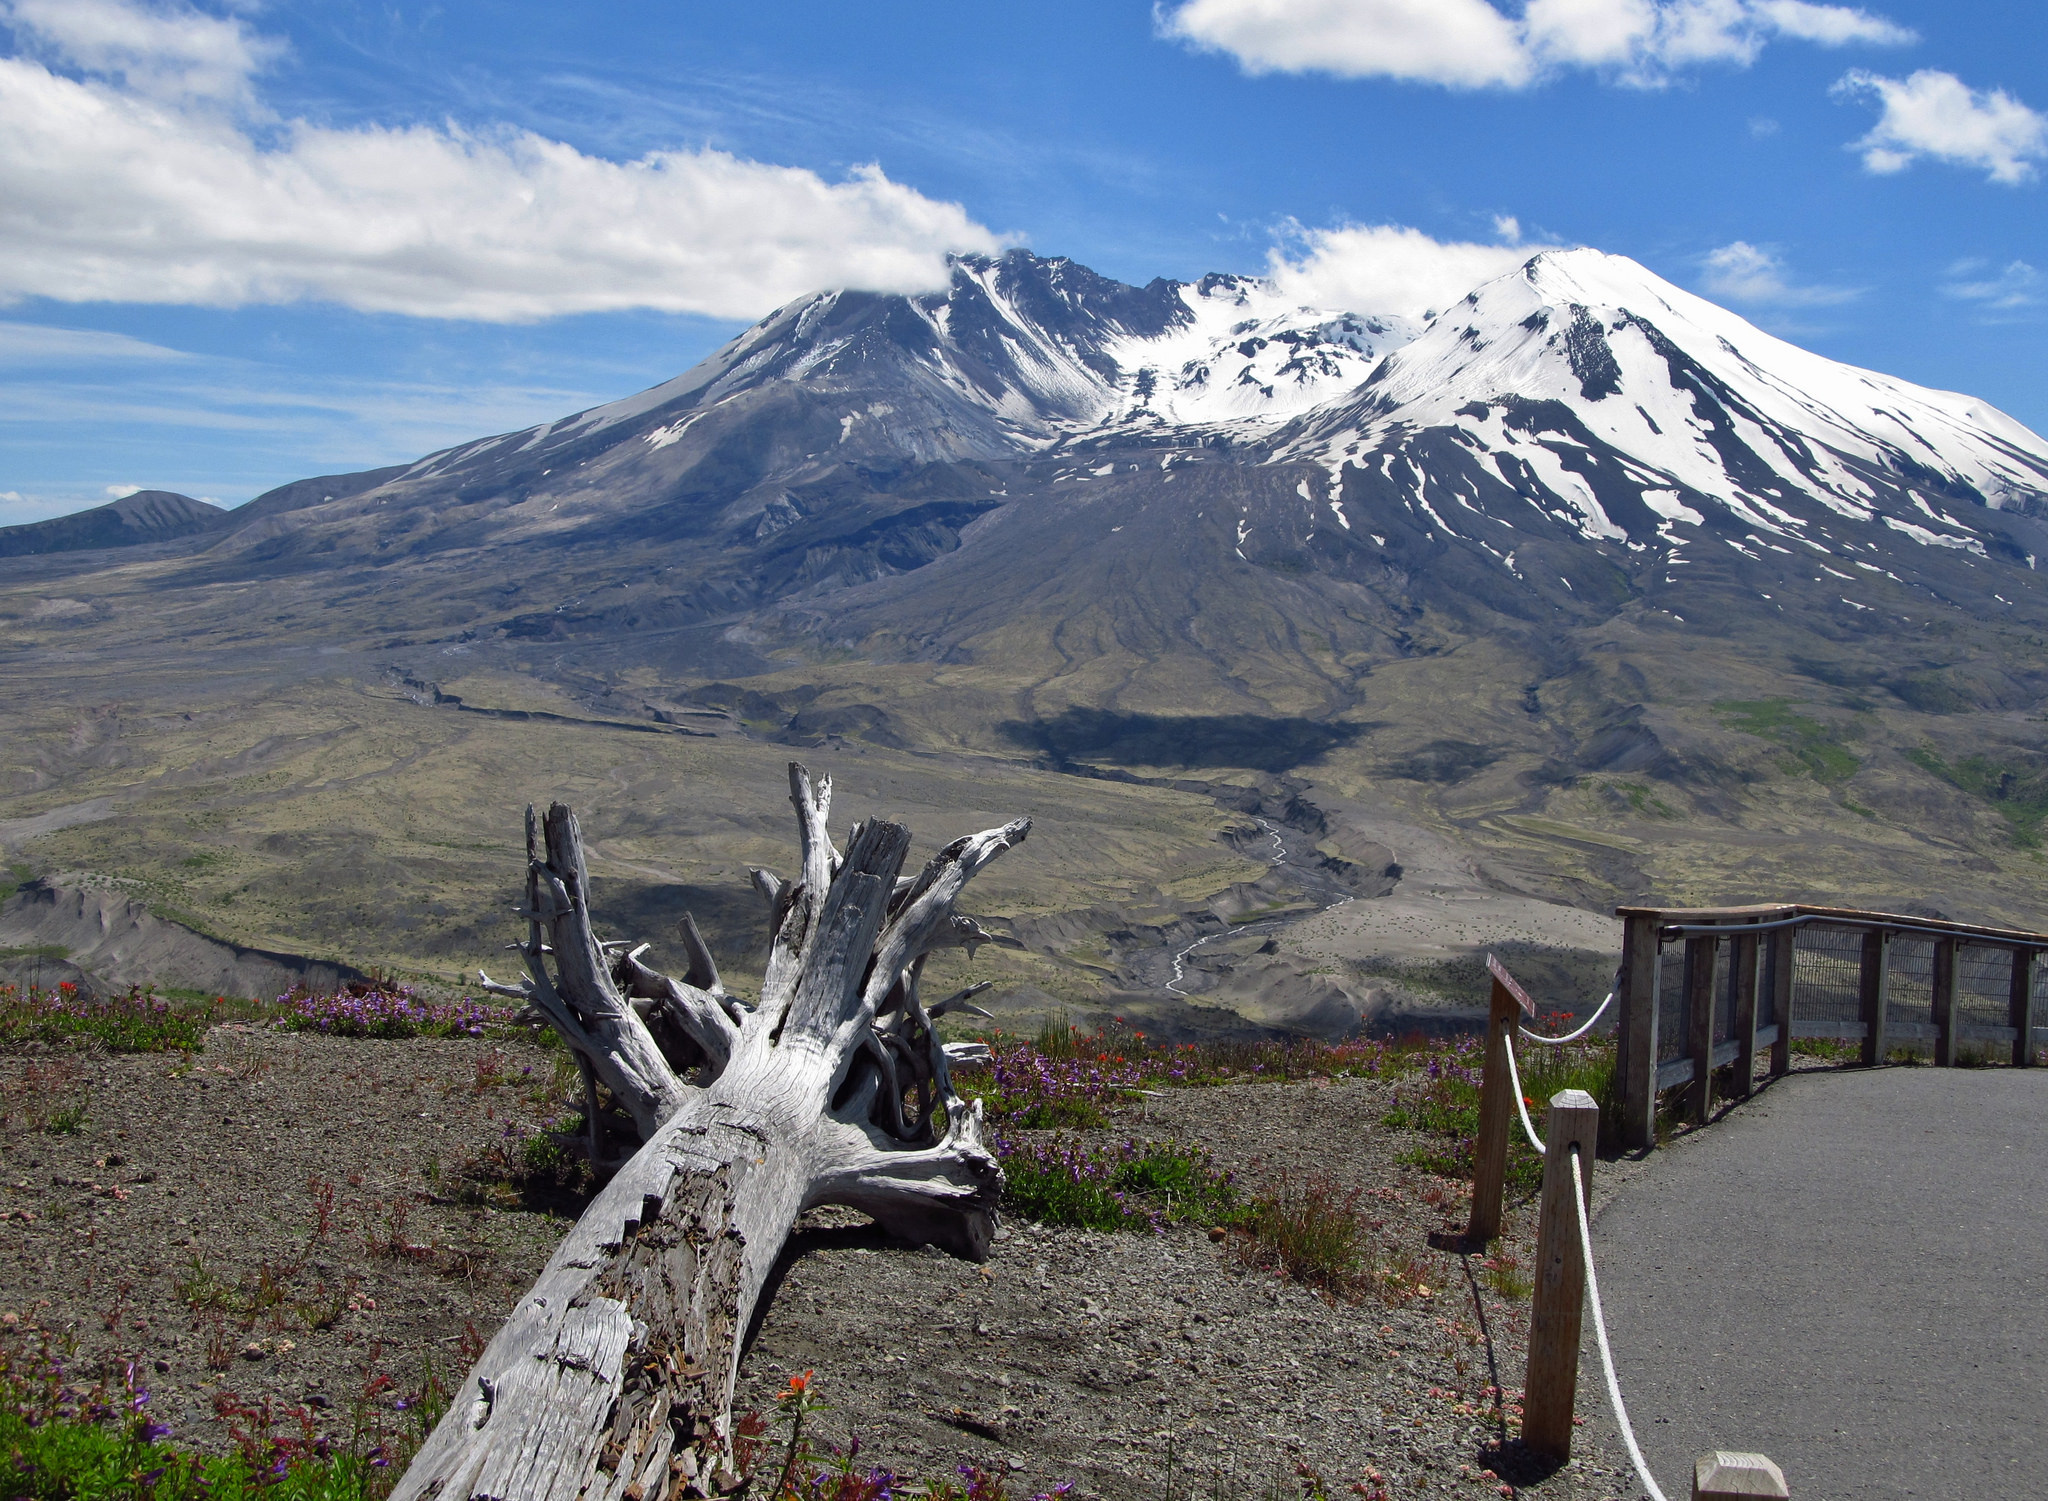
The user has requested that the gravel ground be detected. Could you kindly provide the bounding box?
[0,1027,569,1453]
[1,1027,1660,1498]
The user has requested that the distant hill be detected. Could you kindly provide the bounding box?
[0,489,224,558]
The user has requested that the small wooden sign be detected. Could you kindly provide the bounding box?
[1487,952,1537,1016]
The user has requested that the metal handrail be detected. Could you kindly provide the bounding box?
[1658,911,2048,945]
[1623,901,2048,949]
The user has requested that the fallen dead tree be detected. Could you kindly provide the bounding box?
[394,764,1027,1501]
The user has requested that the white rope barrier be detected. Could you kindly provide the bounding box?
[1502,1031,1547,1156]
[1523,958,1613,1040]
[1570,1146,1671,1501]
[1518,984,1616,1045]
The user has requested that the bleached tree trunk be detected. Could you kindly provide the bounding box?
[393,765,1024,1501]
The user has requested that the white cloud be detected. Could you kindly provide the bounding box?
[1700,241,1860,306]
[103,482,140,498]
[1265,222,1537,318]
[1160,0,1911,90]
[0,2,1000,321]
[1159,0,1533,88]
[3,0,280,100]
[1942,258,2038,310]
[1835,70,2047,184]
[1754,0,1911,45]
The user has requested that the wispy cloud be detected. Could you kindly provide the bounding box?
[1158,0,1913,91]
[0,321,191,364]
[1700,242,1861,307]
[1834,69,2047,184]
[1941,258,2039,314]
[2,0,282,101]
[0,325,647,520]
[0,0,1000,321]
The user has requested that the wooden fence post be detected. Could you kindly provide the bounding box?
[1467,957,1533,1244]
[1685,933,1719,1123]
[1858,928,1892,1067]
[1523,1088,1600,1460]
[2010,948,2037,1069]
[1619,913,1662,1151]
[1768,929,1796,1077]
[1932,937,1959,1067]
[1730,933,1760,1099]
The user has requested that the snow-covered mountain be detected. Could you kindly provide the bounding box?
[145,244,2048,646]
[1279,248,2048,567]
[404,252,1413,481]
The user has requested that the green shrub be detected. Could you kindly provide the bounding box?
[998,1137,1242,1233]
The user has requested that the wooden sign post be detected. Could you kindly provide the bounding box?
[1466,953,1535,1245]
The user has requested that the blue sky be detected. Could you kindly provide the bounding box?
[0,0,2041,522]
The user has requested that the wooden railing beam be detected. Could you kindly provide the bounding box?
[1685,933,1719,1123]
[2011,947,2037,1069]
[1730,932,1761,1098]
[1858,928,1892,1068]
[1767,928,1795,1078]
[1932,937,1959,1067]
[1618,913,1662,1152]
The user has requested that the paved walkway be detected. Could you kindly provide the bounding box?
[1583,1066,2048,1501]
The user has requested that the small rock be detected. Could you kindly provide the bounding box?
[154,1358,170,1374]
[242,1343,266,1361]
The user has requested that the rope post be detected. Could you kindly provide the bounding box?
[1523,1087,1599,1460]
[2009,947,2036,1069]
[1618,913,1662,1151]
[1467,956,1532,1244]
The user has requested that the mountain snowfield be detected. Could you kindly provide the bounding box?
[1282,249,2048,563]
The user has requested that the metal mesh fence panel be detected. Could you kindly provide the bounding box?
[2032,960,2048,1061]
[1758,938,1780,1031]
[1791,924,1864,1034]
[1657,943,1686,1063]
[1714,939,1734,1045]
[1887,936,1936,1049]
[1956,944,2013,1036]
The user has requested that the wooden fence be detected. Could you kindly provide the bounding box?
[1614,903,2048,1151]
